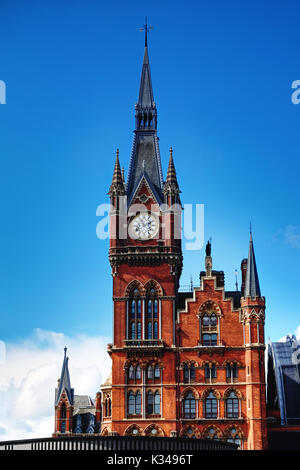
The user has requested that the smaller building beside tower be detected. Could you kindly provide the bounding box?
[53,347,101,436]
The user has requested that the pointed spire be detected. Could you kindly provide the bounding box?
[55,347,74,406]
[137,46,155,109]
[109,149,125,196]
[244,231,261,298]
[127,36,163,203]
[164,147,181,198]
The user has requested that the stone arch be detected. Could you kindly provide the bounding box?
[203,425,223,440]
[198,300,222,317]
[144,279,164,297]
[124,424,143,436]
[223,387,243,399]
[181,359,199,368]
[223,424,244,440]
[125,280,145,297]
[181,387,199,399]
[202,387,221,400]
[179,424,201,439]
[101,427,110,436]
[222,359,241,367]
[144,424,164,437]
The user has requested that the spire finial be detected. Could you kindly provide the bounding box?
[140,17,153,47]
[235,269,238,292]
[64,346,67,358]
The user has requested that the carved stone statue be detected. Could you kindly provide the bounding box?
[206,240,211,257]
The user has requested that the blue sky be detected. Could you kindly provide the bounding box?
[1,0,300,347]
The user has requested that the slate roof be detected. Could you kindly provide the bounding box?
[126,45,164,204]
[244,233,261,297]
[268,336,300,425]
[55,348,74,406]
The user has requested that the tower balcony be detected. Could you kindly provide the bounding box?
[123,339,165,357]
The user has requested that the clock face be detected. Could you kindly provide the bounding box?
[129,213,159,240]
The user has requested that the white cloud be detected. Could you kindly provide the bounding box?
[284,225,300,249]
[0,329,111,441]
[278,326,300,342]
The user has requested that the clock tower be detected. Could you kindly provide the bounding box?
[102,35,183,437]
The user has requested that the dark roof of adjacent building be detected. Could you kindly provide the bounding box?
[267,336,300,426]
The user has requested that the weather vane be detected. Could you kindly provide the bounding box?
[140,17,153,47]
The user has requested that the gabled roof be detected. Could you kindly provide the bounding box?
[128,170,163,207]
[244,233,261,297]
[55,347,74,406]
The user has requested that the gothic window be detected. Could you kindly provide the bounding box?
[226,427,242,448]
[147,391,154,414]
[226,363,238,382]
[205,392,218,419]
[128,287,142,341]
[61,420,66,434]
[146,295,159,340]
[128,391,141,415]
[183,391,196,419]
[148,365,153,380]
[183,363,196,383]
[204,363,217,383]
[146,391,160,415]
[190,364,196,381]
[226,392,239,419]
[154,365,160,378]
[205,427,219,440]
[104,396,112,417]
[200,304,220,347]
[184,364,189,383]
[202,333,217,346]
[154,392,160,414]
[61,403,66,419]
[129,365,134,380]
[136,365,141,379]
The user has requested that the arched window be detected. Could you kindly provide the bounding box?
[128,391,141,415]
[200,305,219,346]
[61,403,66,419]
[147,391,154,414]
[206,427,219,440]
[128,391,135,414]
[204,363,217,383]
[146,286,160,341]
[154,365,160,378]
[226,392,239,418]
[226,427,242,448]
[184,364,189,383]
[128,287,142,341]
[183,392,196,419]
[154,392,160,414]
[148,365,153,380]
[129,365,134,380]
[205,392,218,419]
[183,364,196,383]
[226,363,238,382]
[135,391,141,414]
[136,365,141,380]
[190,364,196,381]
